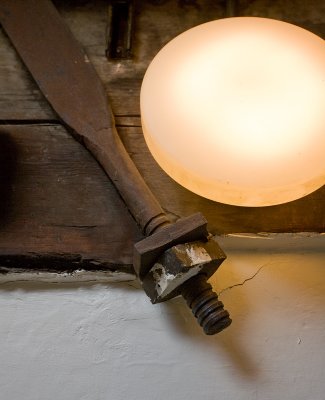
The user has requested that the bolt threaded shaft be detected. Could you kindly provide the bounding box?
[181,274,231,335]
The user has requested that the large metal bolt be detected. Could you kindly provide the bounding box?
[134,214,232,335]
[141,238,232,335]
[181,274,231,335]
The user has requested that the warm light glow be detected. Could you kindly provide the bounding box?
[140,17,325,206]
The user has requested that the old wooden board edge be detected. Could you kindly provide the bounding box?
[0,268,137,284]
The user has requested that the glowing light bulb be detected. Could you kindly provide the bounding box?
[140,17,325,206]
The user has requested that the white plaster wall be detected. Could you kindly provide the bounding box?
[0,235,324,400]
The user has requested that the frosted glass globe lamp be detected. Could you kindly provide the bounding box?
[141,17,325,207]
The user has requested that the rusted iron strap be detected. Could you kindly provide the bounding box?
[0,0,169,234]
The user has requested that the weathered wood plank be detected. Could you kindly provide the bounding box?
[0,124,142,271]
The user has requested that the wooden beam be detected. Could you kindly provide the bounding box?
[0,1,323,272]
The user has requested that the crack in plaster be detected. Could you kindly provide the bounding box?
[218,264,266,296]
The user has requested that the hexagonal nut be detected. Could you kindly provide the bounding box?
[141,238,226,304]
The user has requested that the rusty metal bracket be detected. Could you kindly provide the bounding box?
[0,0,232,335]
[134,213,231,335]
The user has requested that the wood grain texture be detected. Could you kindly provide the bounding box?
[0,0,324,272]
[0,124,142,271]
[0,0,170,235]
